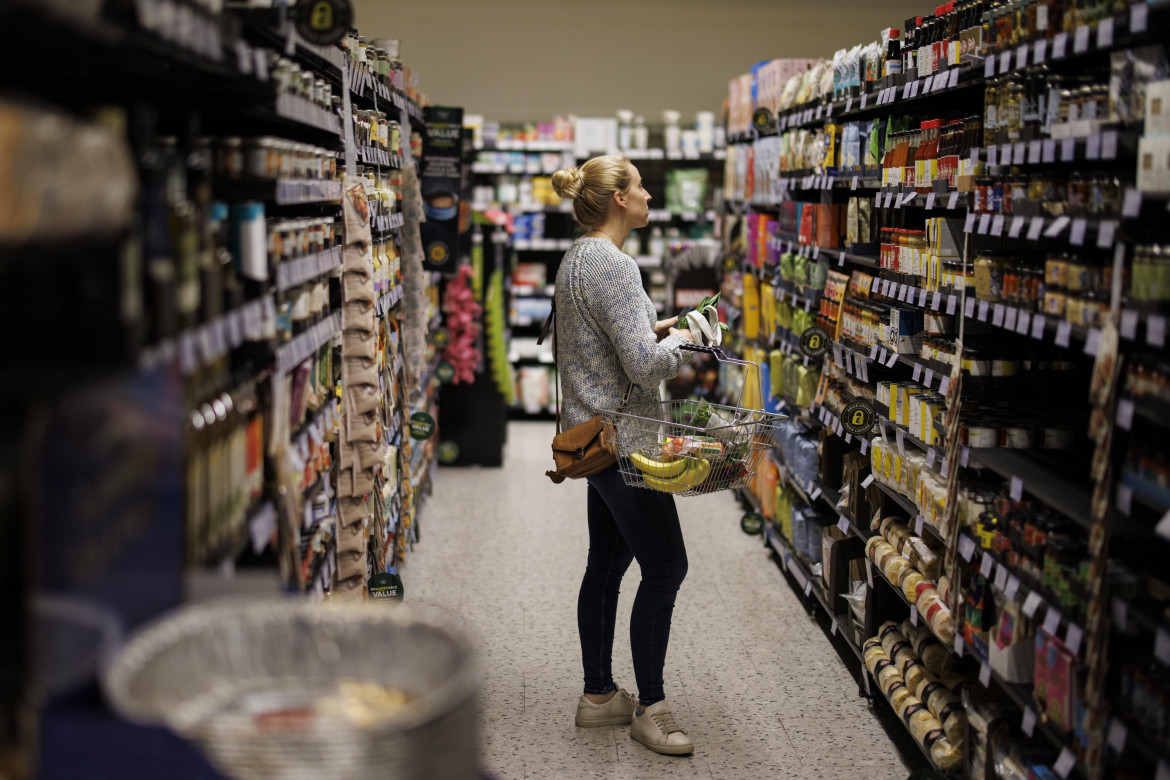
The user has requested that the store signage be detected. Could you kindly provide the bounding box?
[409,411,437,440]
[420,106,465,272]
[437,441,460,464]
[435,362,456,383]
[431,327,452,348]
[740,512,764,536]
[841,400,876,436]
[368,571,404,602]
[799,327,830,358]
[294,0,353,46]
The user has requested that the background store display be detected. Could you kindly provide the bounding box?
[718,2,1170,778]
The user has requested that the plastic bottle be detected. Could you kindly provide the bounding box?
[633,116,648,151]
[663,110,682,154]
[617,110,634,151]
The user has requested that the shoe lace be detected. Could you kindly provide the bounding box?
[620,690,639,708]
[650,709,684,735]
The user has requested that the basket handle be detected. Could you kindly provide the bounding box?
[678,343,763,411]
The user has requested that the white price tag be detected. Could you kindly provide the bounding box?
[994,565,1009,592]
[949,68,960,88]
[947,295,958,315]
[1010,475,1024,501]
[1023,591,1044,618]
[1004,307,1018,331]
[913,363,922,382]
[964,212,977,233]
[939,376,950,396]
[1028,216,1046,240]
[1043,138,1057,163]
[861,474,875,488]
[985,56,996,78]
[925,191,936,210]
[1117,483,1133,516]
[1016,45,1028,70]
[1102,130,1118,160]
[1044,607,1063,636]
[1070,218,1087,245]
[1056,320,1072,348]
[1098,219,1117,248]
[955,633,965,655]
[924,368,934,387]
[959,536,976,561]
[1005,575,1021,601]
[1061,137,1076,162]
[1017,311,1031,335]
[1149,314,1166,347]
[948,191,960,210]
[910,605,919,625]
[1158,628,1170,665]
[980,553,995,578]
[1065,623,1084,655]
[991,214,1005,236]
[1157,508,1170,542]
[1032,314,1047,340]
[1132,2,1149,34]
[1098,17,1114,48]
[978,214,991,234]
[886,351,899,369]
[1107,718,1128,755]
[915,516,925,536]
[988,145,999,167]
[1054,747,1077,779]
[932,292,941,310]
[838,517,851,534]
[1034,38,1048,64]
[1116,398,1135,430]
[1086,133,1102,160]
[978,300,990,321]
[1053,32,1068,59]
[860,438,869,455]
[1000,50,1012,73]
[992,303,1005,327]
[1120,309,1139,340]
[1023,707,1038,737]
[1045,215,1071,237]
[1028,140,1042,164]
[979,662,992,687]
[896,429,906,455]
[1074,24,1090,54]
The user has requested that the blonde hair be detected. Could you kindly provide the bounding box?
[551,154,632,230]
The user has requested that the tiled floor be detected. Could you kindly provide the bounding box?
[407,421,922,780]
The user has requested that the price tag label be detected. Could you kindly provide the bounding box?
[1028,140,1042,164]
[910,605,919,626]
[1023,591,1044,618]
[1070,218,1087,245]
[1017,311,1032,335]
[988,145,999,167]
[1053,32,1069,59]
[861,474,875,488]
[860,438,869,455]
[1132,2,1150,34]
[991,214,1005,236]
[1102,130,1118,160]
[1098,219,1117,248]
[1121,309,1139,340]
[1113,595,1130,631]
[978,214,991,235]
[978,300,990,321]
[1116,398,1135,430]
[985,56,997,78]
[924,368,935,387]
[967,297,977,319]
[949,68,960,89]
[994,565,1009,592]
[861,93,868,109]
[959,535,976,561]
[1098,17,1114,48]
[981,553,995,578]
[1013,142,1025,165]
[913,363,922,382]
[838,517,851,534]
[1010,475,1024,501]
[1065,623,1084,655]
[1028,216,1046,241]
[1108,719,1128,755]
[1004,307,1018,331]
[1023,707,1038,737]
[980,662,992,687]
[1149,314,1166,348]
[1056,320,1073,348]
[931,292,942,310]
[1117,483,1134,516]
[915,516,925,536]
[1044,607,1063,636]
[1158,625,1170,666]
[1005,575,1021,601]
[1034,38,1048,64]
[947,295,958,315]
[1054,747,1077,779]
[1043,138,1057,163]
[1045,215,1071,237]
[947,191,959,210]
[1016,45,1028,70]
[1000,50,1012,73]
[1032,314,1047,340]
[896,429,906,455]
[992,303,1005,327]
[1086,133,1102,160]
[1061,137,1076,162]
[1074,24,1090,54]
[955,633,965,655]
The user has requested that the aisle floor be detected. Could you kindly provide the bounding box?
[408,422,919,780]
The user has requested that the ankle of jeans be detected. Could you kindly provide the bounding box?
[583,684,616,696]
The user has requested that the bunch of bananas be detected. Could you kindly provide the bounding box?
[629,452,712,493]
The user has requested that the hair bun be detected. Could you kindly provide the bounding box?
[551,167,585,200]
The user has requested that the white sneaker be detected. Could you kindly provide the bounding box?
[630,700,694,755]
[575,687,637,727]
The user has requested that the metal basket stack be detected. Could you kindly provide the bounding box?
[101,599,480,780]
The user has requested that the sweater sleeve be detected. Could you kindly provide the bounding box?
[580,251,693,386]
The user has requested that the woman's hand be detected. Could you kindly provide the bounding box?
[654,316,679,342]
[668,326,695,344]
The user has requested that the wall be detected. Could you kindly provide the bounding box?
[353,0,930,125]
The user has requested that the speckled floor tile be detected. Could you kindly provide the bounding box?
[407,422,922,779]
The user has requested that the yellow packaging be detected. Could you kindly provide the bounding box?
[761,283,776,337]
[742,272,760,340]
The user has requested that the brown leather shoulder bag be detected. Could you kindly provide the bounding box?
[539,301,619,484]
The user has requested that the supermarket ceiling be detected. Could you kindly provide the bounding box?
[352,0,929,122]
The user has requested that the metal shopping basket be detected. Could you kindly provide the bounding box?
[601,345,786,497]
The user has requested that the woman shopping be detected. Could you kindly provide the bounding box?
[549,155,696,756]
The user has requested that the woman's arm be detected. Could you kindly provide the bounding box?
[583,255,694,386]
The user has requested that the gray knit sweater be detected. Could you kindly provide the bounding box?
[554,237,694,430]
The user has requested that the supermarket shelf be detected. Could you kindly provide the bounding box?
[478,139,575,152]
[151,295,274,376]
[372,212,405,233]
[376,285,404,317]
[967,447,1092,530]
[1110,711,1170,769]
[513,238,573,251]
[358,146,403,168]
[275,246,342,292]
[214,178,342,206]
[273,92,343,138]
[276,311,341,375]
